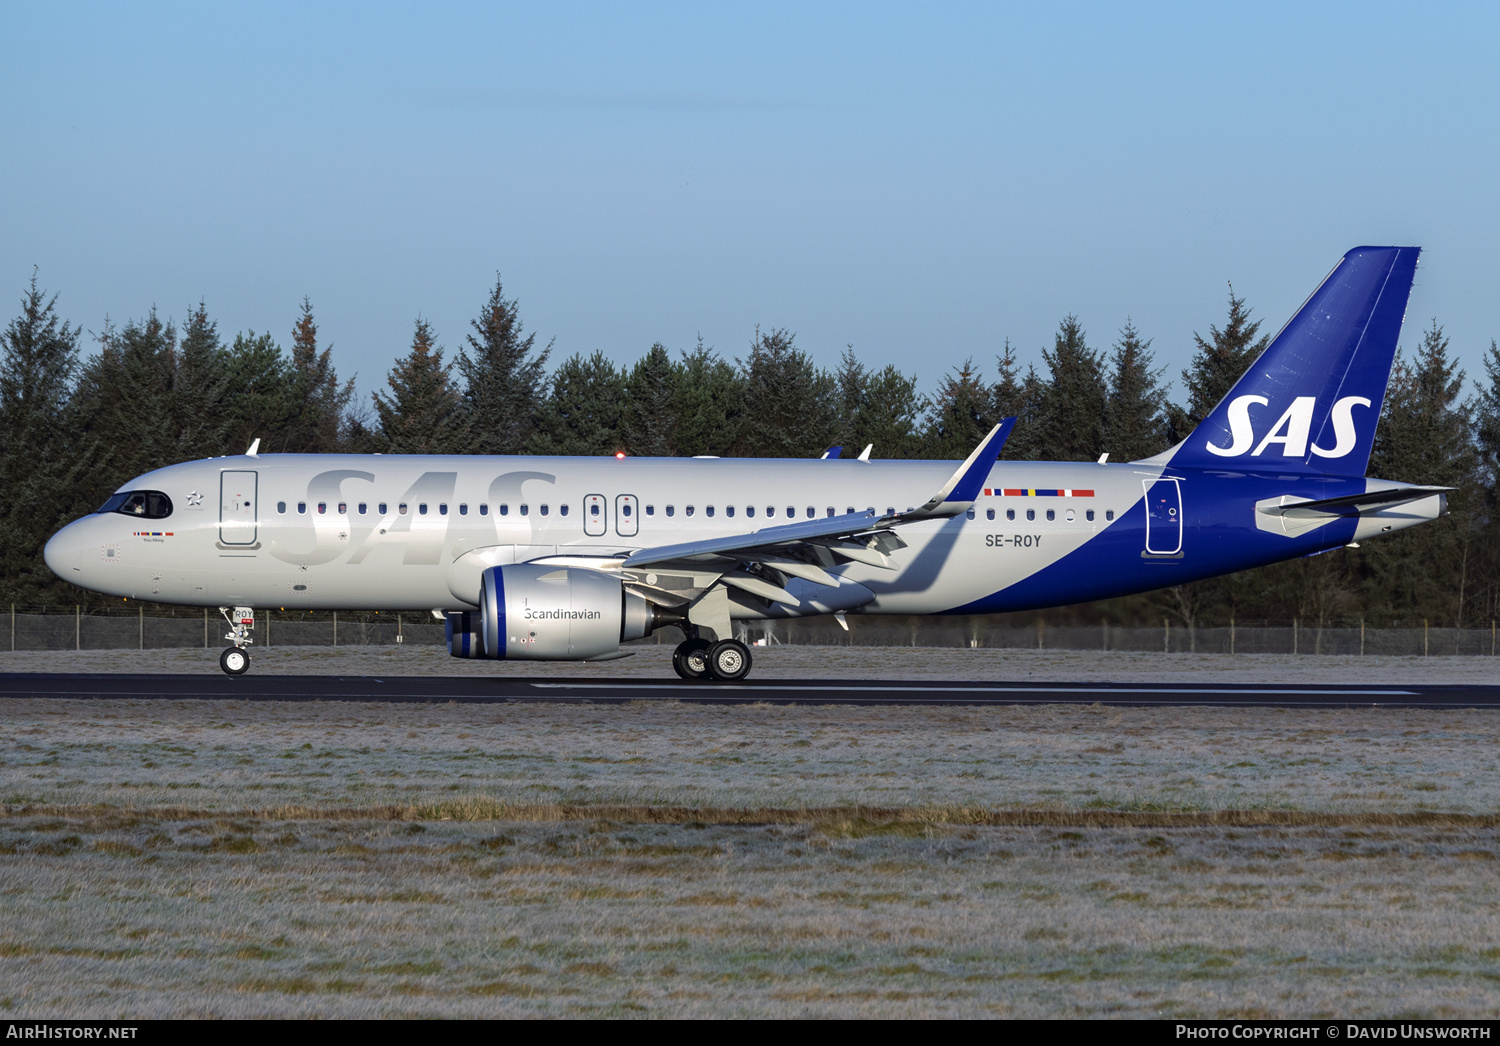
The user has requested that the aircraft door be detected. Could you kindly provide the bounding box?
[583,494,607,537]
[220,470,258,545]
[615,494,638,537]
[1143,477,1182,555]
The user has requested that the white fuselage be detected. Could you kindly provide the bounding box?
[45,453,1161,616]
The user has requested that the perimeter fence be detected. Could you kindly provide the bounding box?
[3,605,1498,657]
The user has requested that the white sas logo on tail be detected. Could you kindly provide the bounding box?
[1205,395,1371,459]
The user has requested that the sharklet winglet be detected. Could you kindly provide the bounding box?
[902,417,1016,519]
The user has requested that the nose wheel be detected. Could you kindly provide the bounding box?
[219,646,250,676]
[217,606,255,675]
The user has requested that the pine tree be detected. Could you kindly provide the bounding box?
[1359,321,1476,625]
[173,302,231,456]
[1035,315,1107,461]
[858,363,925,459]
[673,337,744,457]
[926,359,993,460]
[372,319,464,453]
[1471,339,1500,485]
[832,346,867,454]
[622,343,678,456]
[0,275,81,603]
[282,298,352,452]
[1470,339,1500,624]
[736,328,836,457]
[221,331,294,454]
[535,351,627,456]
[72,310,178,485]
[456,275,551,454]
[829,347,924,459]
[1172,285,1268,439]
[992,340,1044,460]
[1102,319,1170,462]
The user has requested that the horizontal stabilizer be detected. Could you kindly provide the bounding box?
[1256,485,1450,520]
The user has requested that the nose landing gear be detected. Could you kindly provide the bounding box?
[218,606,255,677]
[219,646,250,675]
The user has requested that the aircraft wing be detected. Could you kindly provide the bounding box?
[617,420,1016,605]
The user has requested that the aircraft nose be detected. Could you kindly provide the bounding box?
[44,521,84,581]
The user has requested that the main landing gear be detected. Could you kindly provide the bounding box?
[673,635,753,682]
[218,606,255,677]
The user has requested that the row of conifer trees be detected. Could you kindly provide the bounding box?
[1,272,1494,630]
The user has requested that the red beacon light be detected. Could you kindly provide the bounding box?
[615,451,626,459]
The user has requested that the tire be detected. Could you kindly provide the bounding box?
[220,647,250,676]
[706,639,752,682]
[673,638,712,680]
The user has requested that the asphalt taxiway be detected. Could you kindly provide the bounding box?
[2,673,1498,708]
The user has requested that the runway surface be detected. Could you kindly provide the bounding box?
[2,673,1498,707]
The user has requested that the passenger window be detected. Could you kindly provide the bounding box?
[1007,509,1015,521]
[499,504,508,515]
[277,501,287,514]
[623,503,632,517]
[480,504,489,516]
[378,502,387,514]
[358,503,367,515]
[846,507,855,514]
[399,503,408,515]
[706,506,714,517]
[1046,509,1055,521]
[686,506,695,516]
[826,507,834,517]
[965,508,975,520]
[540,504,549,516]
[724,506,733,517]
[787,507,795,517]
[746,506,755,518]
[646,505,654,516]
[459,504,467,515]
[806,507,814,518]
[418,503,427,515]
[560,504,569,516]
[666,505,675,517]
[886,507,894,516]
[1026,509,1035,521]
[439,503,448,515]
[338,502,347,514]
[318,502,327,514]
[520,504,529,516]
[987,508,995,520]
[1105,509,1115,521]
[298,502,307,514]
[766,507,775,517]
[1086,509,1095,521]
[590,503,600,517]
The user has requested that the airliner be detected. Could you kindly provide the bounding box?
[43,246,1445,680]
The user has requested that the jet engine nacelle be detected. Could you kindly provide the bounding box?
[445,564,669,661]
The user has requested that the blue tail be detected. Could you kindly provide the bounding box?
[1167,246,1420,477]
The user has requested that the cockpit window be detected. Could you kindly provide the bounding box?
[98,491,173,519]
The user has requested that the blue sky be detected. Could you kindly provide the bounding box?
[3,2,1497,407]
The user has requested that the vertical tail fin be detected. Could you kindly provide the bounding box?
[1164,246,1420,477]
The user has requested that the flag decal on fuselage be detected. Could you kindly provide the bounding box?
[985,489,1095,498]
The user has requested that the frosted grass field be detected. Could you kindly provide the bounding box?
[1,648,1498,1017]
